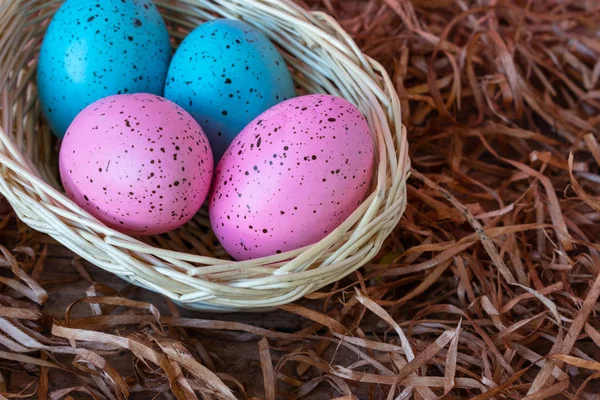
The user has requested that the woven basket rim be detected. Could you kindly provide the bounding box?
[0,0,410,311]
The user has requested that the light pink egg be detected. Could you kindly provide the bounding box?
[209,94,374,260]
[59,93,213,235]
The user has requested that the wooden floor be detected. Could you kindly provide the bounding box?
[2,229,372,399]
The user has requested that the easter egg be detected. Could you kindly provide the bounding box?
[164,19,296,162]
[37,0,172,138]
[59,93,213,236]
[209,94,374,260]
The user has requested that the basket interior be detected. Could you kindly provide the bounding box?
[3,0,386,256]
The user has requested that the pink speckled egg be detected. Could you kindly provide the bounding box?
[209,94,375,260]
[59,93,213,235]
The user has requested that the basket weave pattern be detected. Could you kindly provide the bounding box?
[0,0,409,311]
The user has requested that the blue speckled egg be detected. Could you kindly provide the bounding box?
[37,0,172,138]
[164,19,296,162]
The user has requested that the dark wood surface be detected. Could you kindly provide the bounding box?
[1,230,373,399]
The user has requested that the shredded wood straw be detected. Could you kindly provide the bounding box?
[0,0,600,398]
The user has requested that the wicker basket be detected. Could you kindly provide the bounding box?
[0,0,409,311]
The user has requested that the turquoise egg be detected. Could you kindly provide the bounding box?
[164,19,296,162]
[37,0,172,138]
